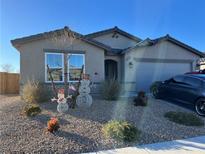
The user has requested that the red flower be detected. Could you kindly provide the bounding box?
[47,117,60,133]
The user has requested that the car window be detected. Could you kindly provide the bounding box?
[173,76,184,83]
[184,77,202,87]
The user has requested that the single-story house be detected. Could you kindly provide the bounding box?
[11,26,204,95]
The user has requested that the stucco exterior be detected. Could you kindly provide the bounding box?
[11,27,203,95]
[18,38,105,85]
[123,40,201,92]
[93,33,138,49]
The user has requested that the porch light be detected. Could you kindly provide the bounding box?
[129,62,133,68]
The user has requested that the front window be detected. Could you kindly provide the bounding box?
[68,54,85,81]
[45,53,64,82]
[45,52,85,82]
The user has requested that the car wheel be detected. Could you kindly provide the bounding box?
[195,98,205,116]
[152,87,160,99]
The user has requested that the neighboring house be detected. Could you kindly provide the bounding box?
[199,57,205,70]
[11,26,204,94]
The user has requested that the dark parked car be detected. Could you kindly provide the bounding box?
[152,74,205,116]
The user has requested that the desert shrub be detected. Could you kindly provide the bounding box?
[23,104,41,117]
[134,91,148,106]
[101,79,121,100]
[102,120,140,142]
[22,80,52,103]
[164,111,204,126]
[47,117,60,133]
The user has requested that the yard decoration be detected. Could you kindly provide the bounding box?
[48,63,86,109]
[51,89,69,113]
[69,65,85,108]
[134,91,148,106]
[76,78,93,108]
[47,117,60,133]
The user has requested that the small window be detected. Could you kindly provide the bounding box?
[45,53,64,82]
[184,77,202,87]
[68,54,84,81]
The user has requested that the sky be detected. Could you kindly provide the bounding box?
[0,0,205,72]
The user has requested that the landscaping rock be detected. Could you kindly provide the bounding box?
[0,95,205,153]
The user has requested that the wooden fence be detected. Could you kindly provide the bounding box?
[0,72,20,94]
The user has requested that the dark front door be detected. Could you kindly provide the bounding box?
[105,60,118,80]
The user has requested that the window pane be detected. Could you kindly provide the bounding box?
[47,54,62,68]
[69,68,81,81]
[69,54,84,68]
[47,68,63,81]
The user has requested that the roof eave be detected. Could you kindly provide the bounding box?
[11,28,111,51]
[85,26,142,42]
[162,35,205,57]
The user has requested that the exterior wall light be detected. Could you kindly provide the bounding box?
[129,62,133,68]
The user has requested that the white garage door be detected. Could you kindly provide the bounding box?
[132,61,192,92]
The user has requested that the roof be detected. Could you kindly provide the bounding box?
[11,27,204,57]
[121,35,205,57]
[11,27,112,51]
[85,26,142,42]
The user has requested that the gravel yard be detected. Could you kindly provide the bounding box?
[0,95,205,153]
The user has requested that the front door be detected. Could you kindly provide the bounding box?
[105,59,118,80]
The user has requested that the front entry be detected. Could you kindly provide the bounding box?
[105,59,118,80]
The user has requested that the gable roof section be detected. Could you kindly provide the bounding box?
[85,26,142,42]
[11,27,112,51]
[122,35,204,57]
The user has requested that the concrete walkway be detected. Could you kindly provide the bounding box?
[86,136,205,154]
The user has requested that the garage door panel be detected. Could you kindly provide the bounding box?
[132,62,191,92]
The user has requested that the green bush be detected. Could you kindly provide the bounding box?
[101,79,121,100]
[102,120,140,142]
[22,80,52,103]
[23,104,41,117]
[164,111,204,126]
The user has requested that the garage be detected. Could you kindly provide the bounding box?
[133,60,192,92]
[123,37,203,93]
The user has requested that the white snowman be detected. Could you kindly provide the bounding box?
[52,89,69,113]
[76,79,92,108]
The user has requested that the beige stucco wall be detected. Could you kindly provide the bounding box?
[18,38,105,85]
[124,41,200,71]
[93,33,138,49]
[122,40,201,93]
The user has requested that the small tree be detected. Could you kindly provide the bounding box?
[44,27,76,97]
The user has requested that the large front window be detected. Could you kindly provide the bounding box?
[45,52,85,82]
[68,54,84,81]
[45,53,64,82]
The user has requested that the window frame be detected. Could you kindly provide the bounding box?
[45,52,64,83]
[68,53,85,82]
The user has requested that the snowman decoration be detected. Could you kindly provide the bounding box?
[51,89,69,113]
[76,79,92,108]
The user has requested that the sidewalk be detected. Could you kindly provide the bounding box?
[86,136,205,154]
